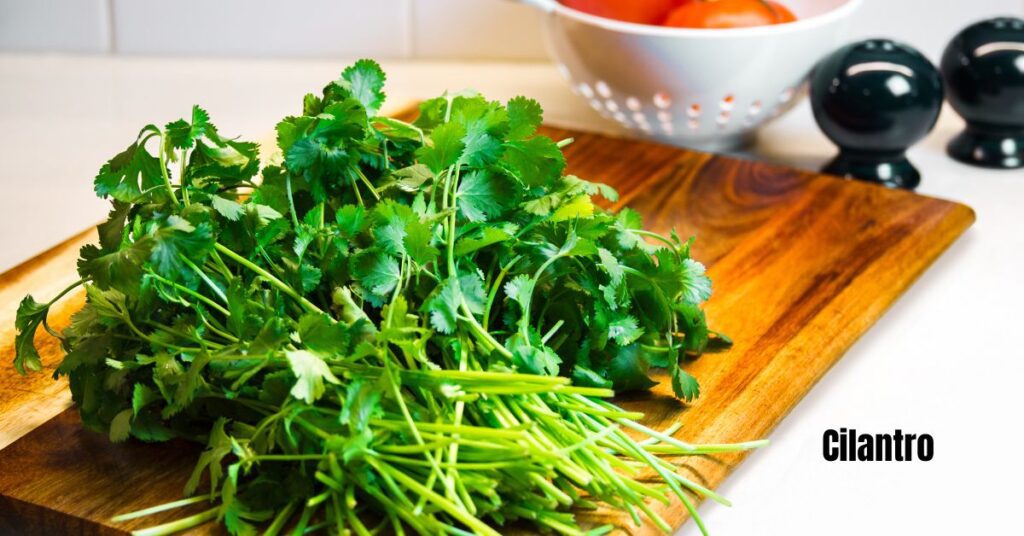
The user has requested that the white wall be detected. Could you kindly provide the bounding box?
[1,0,1021,61]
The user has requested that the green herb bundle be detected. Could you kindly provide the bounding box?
[14,60,761,535]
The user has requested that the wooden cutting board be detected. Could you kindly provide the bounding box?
[0,122,974,535]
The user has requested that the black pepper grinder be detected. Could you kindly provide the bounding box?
[810,39,945,190]
[941,17,1024,169]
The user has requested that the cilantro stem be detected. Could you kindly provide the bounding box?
[213,243,323,315]
[381,359,462,511]
[540,319,564,344]
[579,396,699,452]
[369,420,527,439]
[146,272,230,317]
[157,132,181,207]
[263,501,298,536]
[482,255,520,330]
[41,279,84,337]
[197,311,239,343]
[518,249,569,342]
[131,506,218,536]
[644,439,770,455]
[633,229,682,253]
[178,148,191,207]
[110,496,209,522]
[370,459,500,536]
[355,167,381,201]
[351,175,365,206]
[178,255,229,305]
[208,250,233,280]
[285,174,301,229]
[458,304,512,359]
[642,422,684,444]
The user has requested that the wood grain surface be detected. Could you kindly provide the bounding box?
[0,122,975,535]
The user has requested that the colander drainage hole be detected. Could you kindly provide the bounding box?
[720,95,735,112]
[605,100,620,113]
[779,88,795,103]
[580,83,595,99]
[653,92,672,109]
[748,100,763,116]
[626,97,642,112]
[596,81,612,99]
[687,104,702,118]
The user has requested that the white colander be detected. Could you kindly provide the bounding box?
[514,0,862,151]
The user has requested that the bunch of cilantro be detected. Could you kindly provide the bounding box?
[13,60,757,536]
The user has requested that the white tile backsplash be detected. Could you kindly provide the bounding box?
[110,0,411,58]
[413,0,548,60]
[0,0,1021,60]
[0,0,110,52]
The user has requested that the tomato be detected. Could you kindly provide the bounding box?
[768,2,797,23]
[560,0,676,25]
[663,0,797,28]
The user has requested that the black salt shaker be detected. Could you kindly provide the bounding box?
[811,39,945,190]
[941,17,1024,169]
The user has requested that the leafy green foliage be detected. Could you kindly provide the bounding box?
[13,296,49,374]
[11,60,746,536]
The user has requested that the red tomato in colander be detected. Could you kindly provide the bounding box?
[560,0,676,25]
[663,0,798,28]
[769,2,797,23]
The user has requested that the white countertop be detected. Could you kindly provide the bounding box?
[1,54,1021,535]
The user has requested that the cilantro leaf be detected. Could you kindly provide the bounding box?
[608,315,643,346]
[672,367,701,402]
[506,97,544,140]
[352,250,401,297]
[211,195,245,221]
[571,365,613,389]
[78,242,150,295]
[165,105,211,150]
[298,313,350,356]
[507,334,561,376]
[342,59,386,116]
[285,349,341,404]
[454,225,513,257]
[550,195,595,222]
[13,295,50,374]
[147,216,215,279]
[417,122,466,174]
[423,277,461,334]
[504,274,534,308]
[608,344,658,392]
[94,138,165,204]
[109,409,133,443]
[457,170,512,222]
[680,258,713,304]
[335,204,368,238]
[597,248,625,285]
[500,136,565,188]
